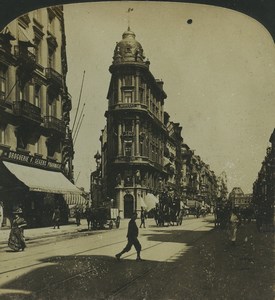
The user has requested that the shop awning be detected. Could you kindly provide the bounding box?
[2,161,82,195]
[144,193,159,211]
[64,194,88,206]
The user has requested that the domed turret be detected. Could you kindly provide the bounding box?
[112,27,146,64]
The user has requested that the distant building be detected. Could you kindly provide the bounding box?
[253,129,275,228]
[229,187,252,208]
[0,7,81,227]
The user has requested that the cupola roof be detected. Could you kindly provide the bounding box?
[112,27,146,65]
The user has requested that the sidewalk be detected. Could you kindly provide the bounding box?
[0,218,129,248]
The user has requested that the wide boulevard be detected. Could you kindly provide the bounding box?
[0,216,273,300]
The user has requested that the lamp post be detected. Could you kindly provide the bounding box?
[94,151,101,207]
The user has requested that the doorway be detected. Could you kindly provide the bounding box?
[124,194,134,218]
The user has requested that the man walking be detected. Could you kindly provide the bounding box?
[116,212,142,261]
[139,207,146,228]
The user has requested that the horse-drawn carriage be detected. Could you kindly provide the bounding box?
[86,206,120,230]
[154,191,184,226]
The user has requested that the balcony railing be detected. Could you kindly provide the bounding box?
[44,116,66,134]
[14,46,36,66]
[0,91,6,108]
[13,100,42,123]
[122,131,134,138]
[45,68,63,87]
[62,93,72,112]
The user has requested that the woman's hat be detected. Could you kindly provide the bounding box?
[13,208,23,214]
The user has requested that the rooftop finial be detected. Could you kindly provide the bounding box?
[127,8,134,30]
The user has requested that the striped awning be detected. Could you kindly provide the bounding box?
[64,193,88,206]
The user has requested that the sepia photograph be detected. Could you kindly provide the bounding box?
[0,1,274,299]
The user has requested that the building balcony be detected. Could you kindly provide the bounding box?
[0,91,6,109]
[122,131,135,138]
[45,68,63,87]
[62,93,72,112]
[12,100,42,124]
[44,116,66,135]
[14,46,36,69]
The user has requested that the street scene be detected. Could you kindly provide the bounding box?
[0,216,273,299]
[0,2,274,299]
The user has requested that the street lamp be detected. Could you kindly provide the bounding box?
[94,151,102,207]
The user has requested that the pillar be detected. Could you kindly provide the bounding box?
[118,122,122,156]
[135,118,140,156]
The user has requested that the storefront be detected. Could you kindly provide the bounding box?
[0,149,83,228]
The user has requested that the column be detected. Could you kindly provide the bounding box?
[118,122,122,156]
[143,83,147,105]
[135,75,139,102]
[118,77,122,102]
[135,118,140,156]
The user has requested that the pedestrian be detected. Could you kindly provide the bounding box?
[8,208,27,251]
[139,207,146,228]
[52,207,61,229]
[229,207,241,246]
[0,201,3,230]
[115,212,142,261]
[75,207,81,226]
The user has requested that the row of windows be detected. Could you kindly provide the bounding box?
[0,126,60,157]
[0,66,59,117]
[122,140,162,163]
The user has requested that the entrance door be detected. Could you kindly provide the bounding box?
[124,194,134,218]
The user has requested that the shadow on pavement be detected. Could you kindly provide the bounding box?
[0,221,273,300]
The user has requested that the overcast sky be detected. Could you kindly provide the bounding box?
[62,1,275,194]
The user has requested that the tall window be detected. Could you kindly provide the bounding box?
[34,85,41,107]
[139,141,143,156]
[47,92,57,117]
[0,125,5,144]
[19,83,29,101]
[125,142,132,157]
[124,75,132,86]
[125,120,132,131]
[124,91,132,103]
[0,66,7,100]
[48,46,55,68]
[33,9,42,23]
[34,38,42,64]
[48,11,55,35]
[139,89,143,103]
[34,138,40,154]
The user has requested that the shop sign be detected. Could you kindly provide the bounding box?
[0,149,62,171]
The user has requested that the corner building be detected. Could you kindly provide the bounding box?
[103,28,168,218]
[0,7,81,227]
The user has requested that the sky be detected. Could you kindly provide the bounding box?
[62,1,275,194]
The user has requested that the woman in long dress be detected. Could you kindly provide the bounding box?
[8,208,27,251]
